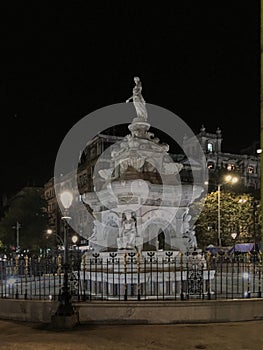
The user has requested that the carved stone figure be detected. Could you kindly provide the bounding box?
[182,214,191,234]
[117,211,137,249]
[98,168,113,181]
[126,77,148,121]
[181,212,198,251]
[191,226,197,249]
[89,220,100,242]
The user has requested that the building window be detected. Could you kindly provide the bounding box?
[247,165,255,174]
[207,142,213,153]
[207,161,215,170]
[227,163,235,171]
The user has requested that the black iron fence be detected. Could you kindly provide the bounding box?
[0,251,262,301]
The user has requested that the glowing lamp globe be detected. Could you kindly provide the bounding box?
[60,191,73,209]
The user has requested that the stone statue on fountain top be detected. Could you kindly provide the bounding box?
[126,77,148,121]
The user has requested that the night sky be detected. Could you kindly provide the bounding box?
[0,2,260,198]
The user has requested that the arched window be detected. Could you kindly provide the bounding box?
[226,163,235,171]
[207,142,213,153]
[207,161,215,170]
[247,165,255,174]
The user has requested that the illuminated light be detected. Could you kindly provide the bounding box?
[242,272,249,280]
[60,191,73,209]
[238,198,247,204]
[72,235,79,244]
[224,175,232,182]
[231,232,237,240]
[224,175,239,184]
[231,176,238,184]
[247,166,254,174]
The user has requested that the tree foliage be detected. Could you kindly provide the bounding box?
[191,191,260,249]
[0,187,48,252]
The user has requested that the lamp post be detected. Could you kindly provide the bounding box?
[252,200,259,252]
[56,190,74,316]
[217,184,221,247]
[231,232,237,257]
[12,222,21,253]
[217,175,239,247]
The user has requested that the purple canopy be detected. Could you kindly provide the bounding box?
[228,243,256,254]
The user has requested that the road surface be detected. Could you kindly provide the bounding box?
[0,319,262,349]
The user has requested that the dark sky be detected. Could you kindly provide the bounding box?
[0,2,260,198]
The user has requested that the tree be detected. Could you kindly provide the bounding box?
[0,187,48,253]
[191,191,260,249]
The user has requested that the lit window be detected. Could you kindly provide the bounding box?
[207,161,215,170]
[227,164,235,171]
[247,166,255,174]
[207,142,213,152]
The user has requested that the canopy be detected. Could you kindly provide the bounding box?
[228,243,257,254]
[205,246,228,255]
[206,247,220,255]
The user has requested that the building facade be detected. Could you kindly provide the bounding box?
[183,125,260,192]
[44,126,260,242]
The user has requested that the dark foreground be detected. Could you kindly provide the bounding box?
[0,319,262,350]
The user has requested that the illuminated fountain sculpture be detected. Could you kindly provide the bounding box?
[77,77,215,301]
[84,77,204,254]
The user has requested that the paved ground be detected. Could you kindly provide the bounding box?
[0,319,262,350]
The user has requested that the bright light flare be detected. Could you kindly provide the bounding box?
[60,190,73,209]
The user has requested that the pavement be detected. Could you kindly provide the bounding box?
[0,319,262,350]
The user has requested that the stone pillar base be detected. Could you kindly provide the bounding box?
[51,312,79,330]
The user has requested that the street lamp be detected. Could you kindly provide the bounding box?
[71,234,79,245]
[55,190,74,316]
[252,200,259,252]
[12,222,21,253]
[217,175,239,247]
[231,232,237,256]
